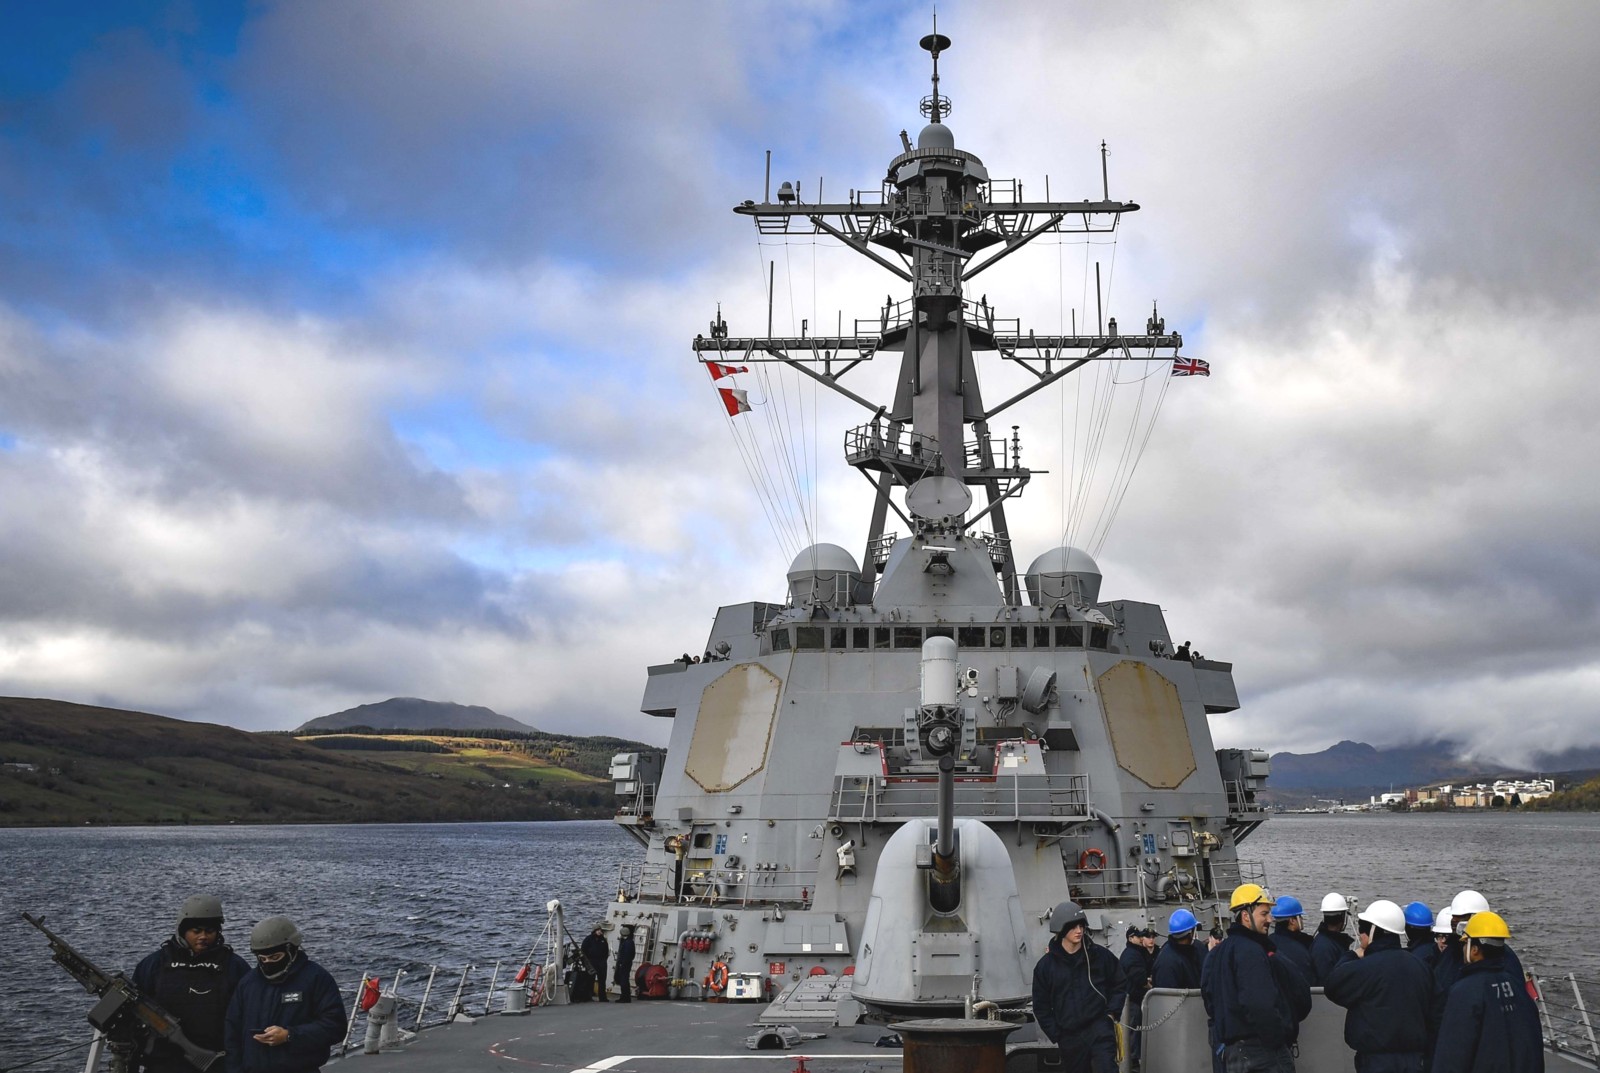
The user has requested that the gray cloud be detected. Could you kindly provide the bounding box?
[2,1,1597,763]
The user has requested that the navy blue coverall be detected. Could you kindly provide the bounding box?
[1033,934,1127,1073]
[1323,932,1434,1073]
[1202,922,1312,1073]
[223,955,347,1073]
[1432,956,1544,1073]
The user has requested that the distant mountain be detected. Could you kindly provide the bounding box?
[1264,739,1600,799]
[297,697,537,734]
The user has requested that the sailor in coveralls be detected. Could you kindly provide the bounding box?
[1033,899,1126,1073]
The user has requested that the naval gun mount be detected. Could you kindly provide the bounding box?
[850,636,1034,1016]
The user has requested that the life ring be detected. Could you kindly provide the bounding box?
[1078,847,1108,874]
[705,961,729,992]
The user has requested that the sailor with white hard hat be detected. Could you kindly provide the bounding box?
[1311,892,1354,984]
[1323,900,1433,1073]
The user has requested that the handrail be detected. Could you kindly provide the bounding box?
[1535,972,1600,1066]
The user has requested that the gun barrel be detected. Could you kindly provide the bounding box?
[935,755,955,861]
[928,755,962,914]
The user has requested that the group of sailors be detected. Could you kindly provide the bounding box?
[1033,884,1543,1073]
[130,895,346,1073]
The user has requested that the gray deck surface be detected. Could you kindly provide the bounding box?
[338,1000,907,1073]
[336,997,1596,1073]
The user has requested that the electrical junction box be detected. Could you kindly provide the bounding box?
[728,974,763,1001]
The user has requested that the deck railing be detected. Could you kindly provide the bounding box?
[1535,972,1600,1068]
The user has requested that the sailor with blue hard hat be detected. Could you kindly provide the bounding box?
[1269,895,1316,983]
[1151,907,1207,989]
[1401,901,1439,967]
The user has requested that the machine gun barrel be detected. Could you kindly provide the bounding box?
[22,912,223,1072]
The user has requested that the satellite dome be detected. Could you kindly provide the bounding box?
[786,544,862,609]
[917,122,955,150]
[1025,546,1103,607]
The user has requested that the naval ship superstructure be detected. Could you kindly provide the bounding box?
[601,31,1271,1019]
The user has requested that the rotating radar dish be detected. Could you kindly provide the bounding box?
[905,476,972,524]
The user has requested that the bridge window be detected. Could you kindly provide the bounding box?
[1089,625,1110,649]
[1033,626,1051,648]
[1055,625,1084,648]
[1010,626,1029,648]
[853,627,871,649]
[874,627,892,650]
[830,627,849,649]
[989,626,1008,648]
[957,626,986,648]
[894,626,922,649]
[772,628,791,651]
[926,626,953,641]
[796,627,825,650]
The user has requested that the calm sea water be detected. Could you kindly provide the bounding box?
[2,812,1595,1068]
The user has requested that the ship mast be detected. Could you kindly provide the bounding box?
[695,29,1185,604]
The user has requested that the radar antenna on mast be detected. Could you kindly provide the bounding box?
[919,18,952,122]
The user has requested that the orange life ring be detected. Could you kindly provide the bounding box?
[705,961,729,992]
[1078,847,1108,874]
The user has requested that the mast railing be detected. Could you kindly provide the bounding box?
[844,423,943,474]
[827,772,1092,824]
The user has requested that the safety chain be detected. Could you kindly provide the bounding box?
[1123,991,1194,1033]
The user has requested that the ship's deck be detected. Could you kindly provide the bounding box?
[336,993,1597,1073]
[338,999,910,1073]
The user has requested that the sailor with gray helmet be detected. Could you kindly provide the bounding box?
[223,915,347,1073]
[131,894,251,1073]
[1032,899,1126,1073]
[1322,899,1434,1073]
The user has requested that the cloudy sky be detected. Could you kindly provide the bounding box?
[2,1,1596,763]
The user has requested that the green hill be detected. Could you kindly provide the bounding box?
[296,697,538,734]
[0,697,652,826]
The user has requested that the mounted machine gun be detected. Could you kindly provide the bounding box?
[22,911,221,1072]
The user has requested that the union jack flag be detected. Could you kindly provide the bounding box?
[1170,357,1210,377]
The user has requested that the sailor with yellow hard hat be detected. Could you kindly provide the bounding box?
[1431,912,1542,1073]
[1200,884,1312,1073]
